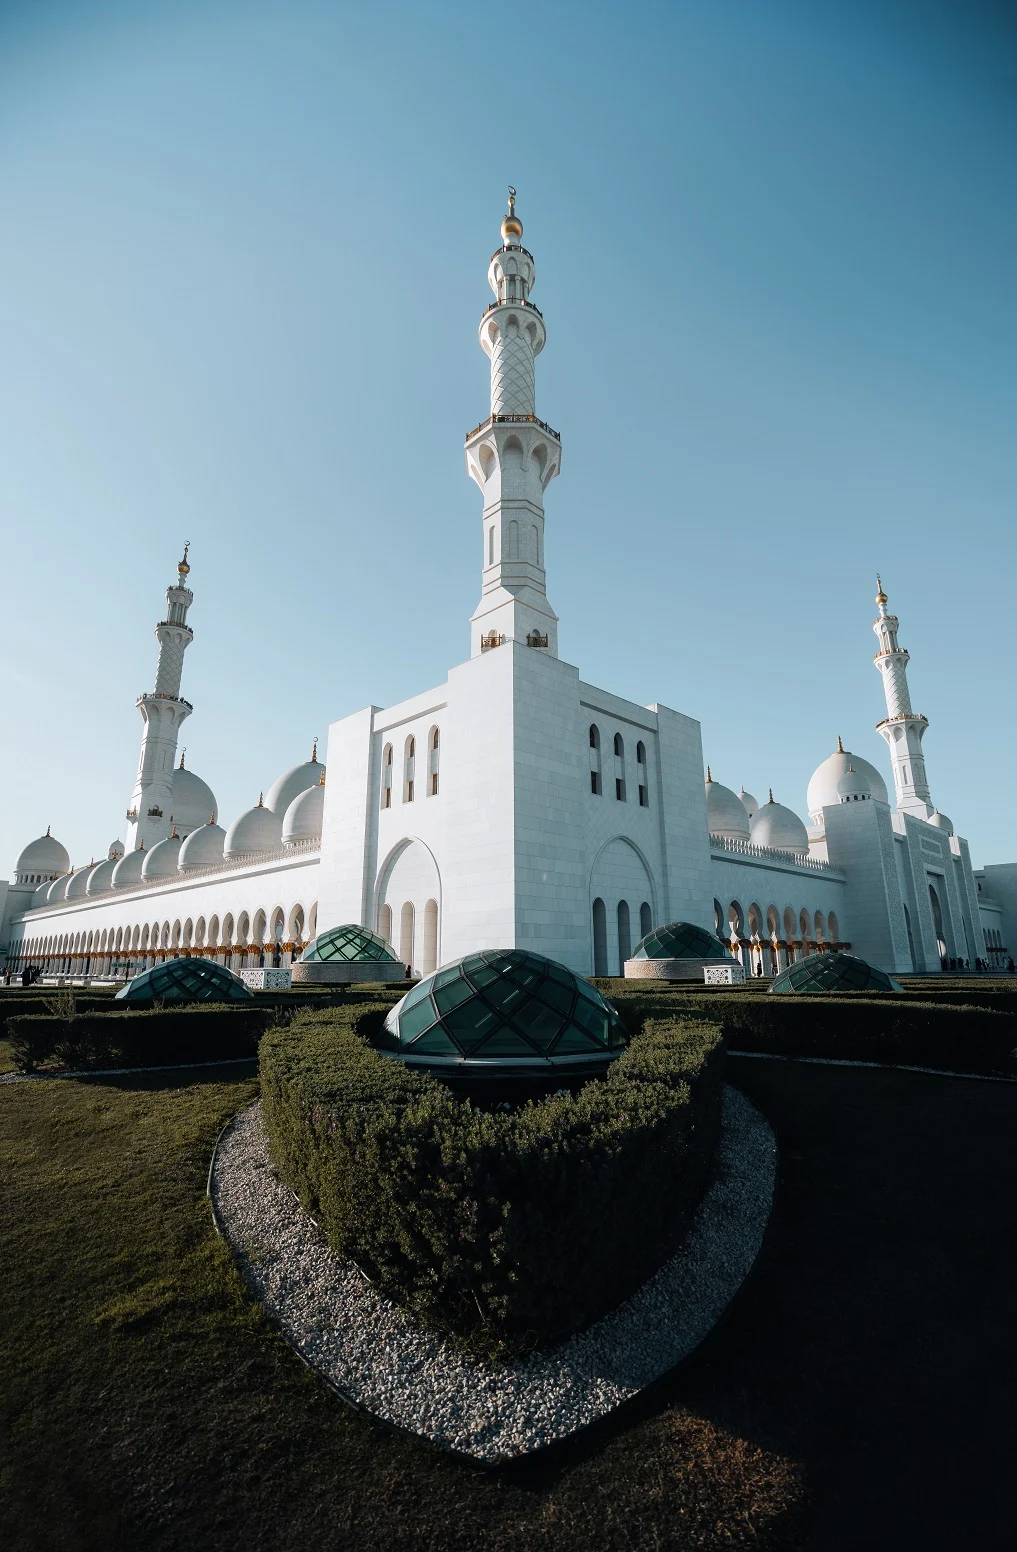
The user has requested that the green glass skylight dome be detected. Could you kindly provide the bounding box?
[299,925,399,963]
[630,921,736,962]
[770,950,902,995]
[378,950,626,1074]
[115,957,253,1004]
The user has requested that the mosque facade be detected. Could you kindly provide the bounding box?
[2,198,1013,982]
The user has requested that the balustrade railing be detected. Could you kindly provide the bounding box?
[464,411,560,443]
[709,832,834,873]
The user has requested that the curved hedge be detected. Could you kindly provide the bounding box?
[260,1003,724,1360]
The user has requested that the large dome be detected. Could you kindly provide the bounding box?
[927,809,954,835]
[378,950,625,1074]
[224,798,283,858]
[704,771,751,840]
[178,820,226,872]
[771,950,901,995]
[265,746,325,817]
[111,846,147,890]
[300,924,398,963]
[141,834,182,880]
[807,740,888,821]
[282,778,325,845]
[14,829,70,883]
[630,921,736,962]
[750,792,810,854]
[170,762,218,835]
[86,857,118,894]
[115,957,253,1005]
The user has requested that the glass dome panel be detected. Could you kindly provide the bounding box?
[300,924,399,963]
[770,950,902,995]
[115,957,253,1004]
[379,949,625,1071]
[630,921,736,961]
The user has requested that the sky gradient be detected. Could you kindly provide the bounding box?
[1,0,1014,872]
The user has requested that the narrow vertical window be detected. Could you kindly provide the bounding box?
[637,741,648,806]
[617,900,631,967]
[592,897,608,977]
[589,724,602,795]
[428,725,440,796]
[404,735,415,803]
[382,743,393,809]
[488,526,495,566]
[613,732,626,801]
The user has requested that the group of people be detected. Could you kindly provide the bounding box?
[2,965,41,987]
[940,955,1014,974]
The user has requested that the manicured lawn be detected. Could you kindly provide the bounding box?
[0,1038,14,1073]
[2,1057,1015,1550]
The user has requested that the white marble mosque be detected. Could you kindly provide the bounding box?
[2,194,1013,983]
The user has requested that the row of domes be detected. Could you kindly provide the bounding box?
[16,749,326,905]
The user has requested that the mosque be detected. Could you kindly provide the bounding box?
[2,195,1013,983]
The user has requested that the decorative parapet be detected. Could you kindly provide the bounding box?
[464,411,560,445]
[709,832,836,874]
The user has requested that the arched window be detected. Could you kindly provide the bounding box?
[423,899,439,975]
[903,903,917,970]
[428,726,440,796]
[617,900,631,968]
[404,735,415,803]
[828,911,839,943]
[636,741,648,806]
[589,724,602,795]
[614,732,624,757]
[378,903,393,948]
[614,732,626,801]
[640,901,652,939]
[592,897,608,976]
[399,901,415,971]
[928,883,948,961]
[382,743,393,809]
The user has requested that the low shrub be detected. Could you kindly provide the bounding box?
[599,986,1017,1076]
[0,993,121,1038]
[260,1003,724,1360]
[8,1003,276,1073]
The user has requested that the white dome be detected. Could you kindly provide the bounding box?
[15,830,71,883]
[836,766,872,801]
[141,834,182,880]
[111,847,147,889]
[704,772,751,840]
[32,880,53,905]
[107,839,125,861]
[927,809,954,835]
[807,741,888,821]
[47,873,75,902]
[750,793,810,854]
[265,749,325,817]
[739,788,759,819]
[170,763,218,836]
[282,779,325,845]
[86,857,119,893]
[178,821,226,872]
[66,862,100,899]
[224,799,283,858]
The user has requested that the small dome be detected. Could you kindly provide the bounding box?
[141,834,182,880]
[15,830,71,882]
[171,762,218,836]
[300,924,399,964]
[47,872,75,902]
[111,846,147,890]
[807,741,888,821]
[282,779,324,845]
[86,857,118,894]
[224,798,283,858]
[750,792,810,854]
[115,956,253,1005]
[836,766,872,802]
[927,809,954,835]
[178,821,226,872]
[705,771,751,840]
[264,748,325,817]
[32,880,53,906]
[739,788,759,819]
[66,862,100,899]
[378,950,625,1073]
[771,950,901,996]
[107,839,125,861]
[631,921,736,962]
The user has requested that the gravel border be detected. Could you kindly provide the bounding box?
[209,1085,775,1462]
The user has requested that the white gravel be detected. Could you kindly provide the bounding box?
[209,1084,775,1462]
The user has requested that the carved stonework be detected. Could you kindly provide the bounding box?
[526,631,548,648]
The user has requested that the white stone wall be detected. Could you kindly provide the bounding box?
[822,800,912,972]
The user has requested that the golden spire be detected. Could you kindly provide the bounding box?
[768,788,775,804]
[501,185,523,242]
[45,824,50,837]
[139,839,145,850]
[312,737,318,763]
[875,573,887,605]
[706,765,712,782]
[178,541,191,576]
[837,734,844,754]
[209,811,216,826]
[257,792,264,808]
[318,767,326,786]
[179,749,186,769]
[170,826,179,840]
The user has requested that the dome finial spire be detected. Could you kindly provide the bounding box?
[768,787,775,804]
[312,737,318,763]
[179,748,186,769]
[45,824,50,837]
[706,765,712,782]
[837,733,844,754]
[501,185,523,242]
[875,573,887,605]
[178,541,191,576]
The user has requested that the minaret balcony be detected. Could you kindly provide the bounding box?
[464,411,560,445]
[136,691,193,710]
[489,243,534,265]
[876,712,927,729]
[482,297,543,321]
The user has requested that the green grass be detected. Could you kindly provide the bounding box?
[3,1058,1016,1549]
[0,1038,14,1073]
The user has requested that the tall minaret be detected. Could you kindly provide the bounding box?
[873,575,933,818]
[124,545,195,852]
[465,189,562,657]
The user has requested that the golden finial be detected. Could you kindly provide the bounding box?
[318,767,326,786]
[170,826,178,839]
[178,541,191,576]
[501,185,523,242]
[89,858,94,868]
[875,573,887,605]
[768,788,775,804]
[139,839,145,850]
[209,812,216,826]
[312,737,318,763]
[45,824,50,837]
[179,748,186,769]
[836,734,844,754]
[257,792,264,808]
[706,765,712,783]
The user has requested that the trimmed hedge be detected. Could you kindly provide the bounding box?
[260,1003,724,1360]
[598,986,1017,1077]
[8,1003,276,1073]
[0,994,122,1038]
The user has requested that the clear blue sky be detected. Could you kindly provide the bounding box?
[1,0,1014,872]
